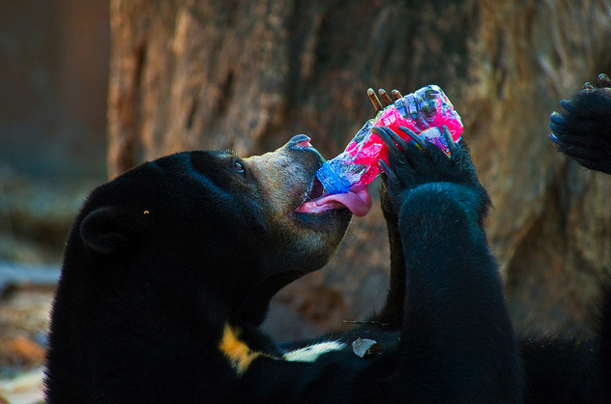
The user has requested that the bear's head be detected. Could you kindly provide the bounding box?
[61,135,371,327]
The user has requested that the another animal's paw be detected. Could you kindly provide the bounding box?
[550,73,611,174]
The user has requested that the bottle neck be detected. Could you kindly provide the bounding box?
[316,161,352,194]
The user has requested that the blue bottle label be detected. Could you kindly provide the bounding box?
[315,161,351,194]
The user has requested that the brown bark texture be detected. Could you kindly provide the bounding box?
[107,0,611,338]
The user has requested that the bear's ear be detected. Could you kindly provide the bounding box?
[79,207,135,255]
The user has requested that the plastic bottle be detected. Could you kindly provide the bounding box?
[315,85,463,195]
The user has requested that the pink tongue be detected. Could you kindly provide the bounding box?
[295,184,373,217]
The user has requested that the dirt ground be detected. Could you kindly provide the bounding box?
[0,287,54,404]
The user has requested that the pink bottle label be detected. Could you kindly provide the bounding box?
[318,85,463,192]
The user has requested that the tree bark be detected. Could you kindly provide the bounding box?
[108,0,611,337]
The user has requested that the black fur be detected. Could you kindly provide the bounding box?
[45,128,523,402]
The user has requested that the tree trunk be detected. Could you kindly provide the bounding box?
[107,0,611,338]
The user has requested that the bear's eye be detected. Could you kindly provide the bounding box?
[233,159,245,173]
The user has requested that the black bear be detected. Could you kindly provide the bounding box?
[45,108,524,400]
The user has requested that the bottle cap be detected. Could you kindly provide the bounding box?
[316,161,352,195]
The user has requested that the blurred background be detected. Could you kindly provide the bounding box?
[0,1,109,402]
[1,0,611,402]
[0,0,109,264]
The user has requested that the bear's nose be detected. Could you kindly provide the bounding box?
[288,134,312,148]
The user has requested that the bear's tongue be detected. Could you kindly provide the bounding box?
[295,184,372,217]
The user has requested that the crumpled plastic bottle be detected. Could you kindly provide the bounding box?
[315,85,463,195]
